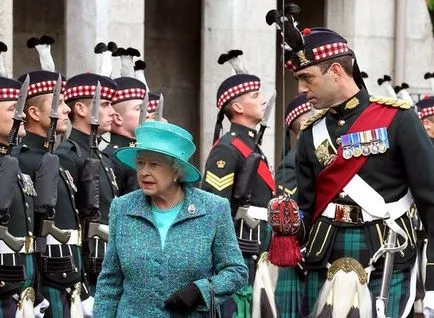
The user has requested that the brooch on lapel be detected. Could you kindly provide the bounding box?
[188,204,196,214]
[341,127,389,160]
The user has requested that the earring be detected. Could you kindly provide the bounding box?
[174,178,177,183]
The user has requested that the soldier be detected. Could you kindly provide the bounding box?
[0,75,41,317]
[16,35,91,317]
[103,78,162,196]
[275,95,313,197]
[202,73,275,317]
[55,73,118,299]
[269,95,313,318]
[416,96,434,144]
[270,13,434,316]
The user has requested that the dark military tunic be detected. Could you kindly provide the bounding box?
[103,133,138,196]
[56,128,118,225]
[16,131,85,313]
[202,123,274,213]
[0,145,36,314]
[296,89,434,315]
[275,146,298,198]
[56,128,117,288]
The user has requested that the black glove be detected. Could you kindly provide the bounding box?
[164,283,204,312]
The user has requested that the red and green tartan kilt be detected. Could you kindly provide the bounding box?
[301,227,413,317]
[274,267,306,318]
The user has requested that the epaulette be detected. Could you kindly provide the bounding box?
[369,96,411,109]
[301,109,329,131]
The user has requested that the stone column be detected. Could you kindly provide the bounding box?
[0,0,13,76]
[66,0,109,77]
[107,0,144,78]
[200,0,276,170]
[326,0,433,97]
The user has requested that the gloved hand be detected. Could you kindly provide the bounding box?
[81,296,94,318]
[34,298,49,318]
[423,290,434,317]
[164,283,204,312]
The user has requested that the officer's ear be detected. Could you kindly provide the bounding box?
[423,118,432,131]
[26,105,41,122]
[231,100,244,115]
[74,101,89,118]
[112,112,123,126]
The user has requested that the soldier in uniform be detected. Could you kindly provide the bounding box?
[55,73,118,298]
[275,19,434,316]
[270,95,313,318]
[275,95,313,197]
[103,78,162,196]
[16,67,92,317]
[416,96,434,144]
[202,74,275,317]
[0,76,40,317]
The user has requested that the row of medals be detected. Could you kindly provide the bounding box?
[341,128,389,160]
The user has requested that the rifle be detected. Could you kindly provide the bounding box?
[233,152,262,255]
[255,90,276,146]
[80,82,109,242]
[7,75,28,154]
[0,156,25,252]
[138,89,149,126]
[37,74,72,244]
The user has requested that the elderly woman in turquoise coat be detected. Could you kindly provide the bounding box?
[93,121,248,317]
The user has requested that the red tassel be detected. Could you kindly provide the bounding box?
[268,234,302,267]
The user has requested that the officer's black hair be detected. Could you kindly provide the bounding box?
[317,55,353,77]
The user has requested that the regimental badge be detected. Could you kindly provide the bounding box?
[0,146,7,154]
[216,160,226,169]
[340,127,389,160]
[315,139,336,166]
[345,97,360,110]
[64,170,77,193]
[248,130,255,138]
[129,141,136,147]
[20,173,37,196]
[296,50,311,66]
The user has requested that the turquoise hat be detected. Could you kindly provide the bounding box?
[114,121,201,183]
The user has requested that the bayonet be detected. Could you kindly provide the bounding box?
[156,93,164,121]
[138,90,149,126]
[45,74,62,153]
[7,75,29,153]
[89,81,101,151]
[255,90,276,145]
[91,81,101,126]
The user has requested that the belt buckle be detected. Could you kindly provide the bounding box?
[334,204,362,225]
[24,236,34,254]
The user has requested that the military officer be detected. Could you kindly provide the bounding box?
[103,78,162,196]
[274,17,434,317]
[55,73,118,298]
[416,96,434,144]
[0,76,40,317]
[202,74,275,317]
[16,35,91,317]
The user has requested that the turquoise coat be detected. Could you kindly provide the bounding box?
[93,186,248,317]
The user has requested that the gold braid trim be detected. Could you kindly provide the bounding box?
[301,109,329,131]
[369,96,412,109]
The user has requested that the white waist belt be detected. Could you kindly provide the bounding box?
[0,239,26,254]
[46,230,81,246]
[322,191,412,222]
[247,206,268,221]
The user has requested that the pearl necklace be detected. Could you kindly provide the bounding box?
[152,188,183,210]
